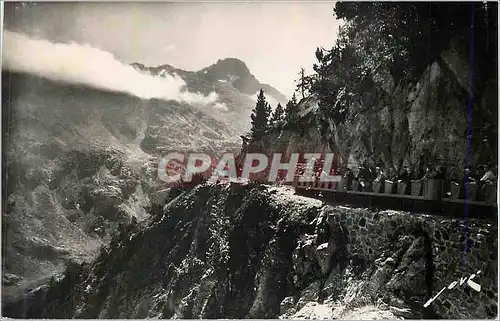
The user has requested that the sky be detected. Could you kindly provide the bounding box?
[4,2,343,98]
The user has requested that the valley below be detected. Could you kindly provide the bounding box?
[1,59,286,308]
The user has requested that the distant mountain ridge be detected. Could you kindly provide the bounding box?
[2,57,287,297]
[131,57,288,106]
[198,58,288,103]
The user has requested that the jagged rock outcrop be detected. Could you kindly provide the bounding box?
[132,58,287,136]
[198,58,288,104]
[266,33,497,179]
[1,147,151,303]
[4,184,496,319]
[2,55,287,303]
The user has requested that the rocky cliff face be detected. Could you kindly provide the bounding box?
[132,58,287,135]
[267,34,497,179]
[199,58,288,105]
[2,72,151,302]
[3,184,497,319]
[2,58,286,302]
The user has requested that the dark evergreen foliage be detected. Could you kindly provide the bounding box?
[250,89,271,140]
[296,67,314,99]
[270,103,285,128]
[284,93,299,126]
[303,1,498,141]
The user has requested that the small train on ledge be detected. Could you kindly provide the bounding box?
[291,177,497,220]
[165,160,497,219]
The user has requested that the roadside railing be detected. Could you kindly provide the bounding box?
[293,176,497,205]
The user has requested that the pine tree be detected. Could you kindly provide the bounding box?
[270,103,285,128]
[265,102,272,123]
[284,93,299,125]
[296,67,313,99]
[312,45,348,127]
[250,89,270,140]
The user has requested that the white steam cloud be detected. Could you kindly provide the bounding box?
[2,30,218,105]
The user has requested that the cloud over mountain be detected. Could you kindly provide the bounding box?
[2,30,217,105]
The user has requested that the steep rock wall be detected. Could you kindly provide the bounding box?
[268,36,497,178]
[4,184,496,319]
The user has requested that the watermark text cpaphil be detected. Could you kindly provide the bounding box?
[157,152,341,186]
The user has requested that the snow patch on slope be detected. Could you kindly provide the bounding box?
[214,102,229,111]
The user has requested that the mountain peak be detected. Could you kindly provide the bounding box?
[130,58,287,106]
[199,57,251,79]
